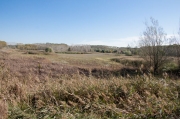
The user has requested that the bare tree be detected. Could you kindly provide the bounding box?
[139,18,168,74]
[69,45,91,53]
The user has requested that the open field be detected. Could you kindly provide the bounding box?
[0,48,180,119]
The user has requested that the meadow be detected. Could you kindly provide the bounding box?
[0,48,180,119]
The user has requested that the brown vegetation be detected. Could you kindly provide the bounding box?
[0,49,179,118]
[0,100,8,119]
[0,41,7,49]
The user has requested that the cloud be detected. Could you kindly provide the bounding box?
[167,34,179,38]
[79,34,180,47]
[79,36,140,47]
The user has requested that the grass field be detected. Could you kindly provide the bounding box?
[0,48,180,119]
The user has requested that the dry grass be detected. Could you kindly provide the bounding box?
[0,100,8,119]
[0,49,180,118]
[4,74,180,118]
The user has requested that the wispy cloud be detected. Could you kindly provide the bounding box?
[79,36,140,47]
[79,34,180,47]
[167,34,179,38]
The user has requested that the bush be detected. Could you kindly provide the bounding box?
[124,50,132,56]
[95,49,100,52]
[162,62,178,72]
[111,58,143,67]
[113,50,117,53]
[101,50,105,53]
[45,47,53,52]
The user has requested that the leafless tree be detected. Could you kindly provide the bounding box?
[69,45,91,53]
[139,17,169,74]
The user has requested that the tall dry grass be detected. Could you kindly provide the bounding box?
[3,73,180,119]
[0,50,180,118]
[0,100,8,119]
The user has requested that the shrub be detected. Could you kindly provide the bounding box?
[95,49,100,52]
[124,50,132,56]
[45,47,53,52]
[162,62,178,72]
[101,50,105,53]
[111,58,143,67]
[113,50,117,53]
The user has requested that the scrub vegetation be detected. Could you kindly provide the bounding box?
[0,47,179,119]
[0,18,180,119]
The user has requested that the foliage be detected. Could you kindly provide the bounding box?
[92,45,120,53]
[46,43,69,52]
[162,62,178,72]
[111,58,143,67]
[124,50,132,56]
[45,47,53,52]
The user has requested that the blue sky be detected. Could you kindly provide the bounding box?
[0,0,180,47]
